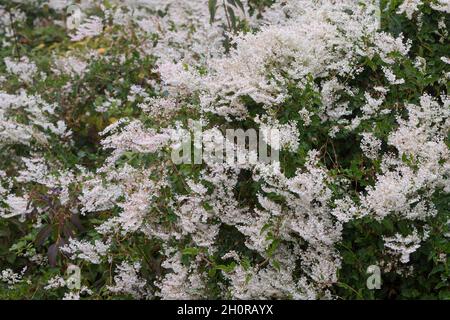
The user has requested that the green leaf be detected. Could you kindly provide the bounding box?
[208,0,217,23]
[182,247,200,256]
[272,259,281,272]
[227,6,237,30]
[234,0,245,13]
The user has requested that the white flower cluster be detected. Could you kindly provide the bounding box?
[108,261,149,299]
[383,229,430,263]
[0,267,29,288]
[0,0,448,300]
[61,239,110,264]
[4,57,38,83]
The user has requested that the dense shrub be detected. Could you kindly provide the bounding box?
[0,0,448,299]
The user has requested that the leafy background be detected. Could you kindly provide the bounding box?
[0,0,448,299]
